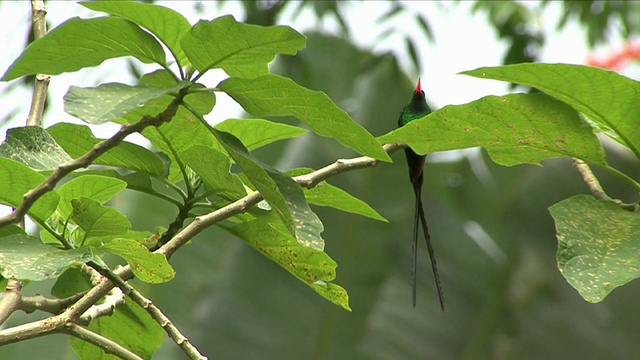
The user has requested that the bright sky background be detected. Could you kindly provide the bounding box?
[0,1,626,218]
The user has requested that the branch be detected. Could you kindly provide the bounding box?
[0,98,181,228]
[20,293,85,315]
[573,158,611,201]
[26,0,49,127]
[62,324,144,360]
[126,286,206,360]
[0,279,23,325]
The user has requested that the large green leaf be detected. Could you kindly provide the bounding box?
[71,197,131,239]
[214,130,324,250]
[81,1,192,69]
[101,238,175,284]
[48,123,167,177]
[70,298,164,359]
[224,216,350,311]
[463,63,640,157]
[0,158,59,223]
[215,119,308,151]
[288,168,387,222]
[57,175,127,220]
[181,145,246,199]
[2,17,166,81]
[378,93,607,166]
[64,81,190,124]
[137,71,217,183]
[0,235,93,281]
[0,126,72,171]
[550,195,640,303]
[181,15,305,78]
[220,75,390,161]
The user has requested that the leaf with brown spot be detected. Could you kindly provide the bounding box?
[550,195,640,302]
[0,235,93,281]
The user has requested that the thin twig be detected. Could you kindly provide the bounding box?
[126,284,206,359]
[573,158,611,201]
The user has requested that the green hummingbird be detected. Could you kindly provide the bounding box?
[398,79,445,311]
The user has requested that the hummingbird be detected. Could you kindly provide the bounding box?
[398,79,445,311]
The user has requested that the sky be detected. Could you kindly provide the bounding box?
[0,0,626,218]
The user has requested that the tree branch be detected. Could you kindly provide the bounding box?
[573,158,611,201]
[26,0,49,127]
[20,293,85,315]
[0,279,23,325]
[126,286,206,360]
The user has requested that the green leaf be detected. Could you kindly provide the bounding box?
[378,93,607,167]
[136,71,217,183]
[220,74,390,161]
[215,130,324,250]
[58,175,127,220]
[64,81,189,124]
[52,267,91,298]
[81,1,192,69]
[70,298,164,359]
[288,169,387,222]
[181,145,246,199]
[0,225,26,238]
[71,197,131,239]
[0,235,93,281]
[215,119,308,151]
[550,195,640,303]
[463,63,640,158]
[225,217,350,311]
[2,17,166,81]
[0,126,72,171]
[48,123,166,177]
[181,15,305,78]
[0,157,59,223]
[101,238,175,284]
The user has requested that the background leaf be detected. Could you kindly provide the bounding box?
[214,130,324,250]
[0,235,93,281]
[220,75,390,161]
[550,195,640,303]
[2,17,166,81]
[48,123,167,177]
[71,197,131,239]
[463,63,640,157]
[70,299,165,359]
[57,175,127,220]
[180,145,246,199]
[81,1,193,69]
[224,216,350,311]
[0,158,59,223]
[215,119,308,151]
[64,81,189,124]
[101,238,175,284]
[288,168,387,222]
[181,15,305,78]
[0,126,72,171]
[378,93,607,166]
